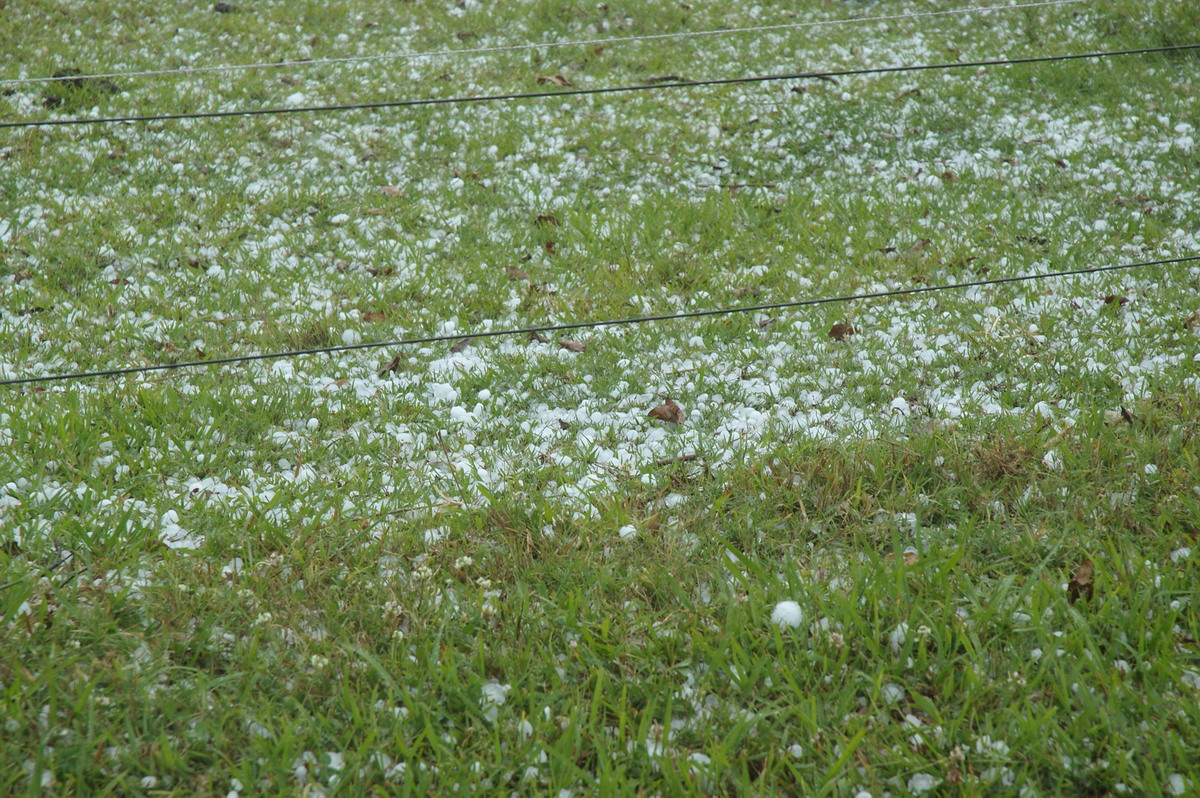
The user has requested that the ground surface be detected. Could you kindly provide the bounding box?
[2,0,1199,794]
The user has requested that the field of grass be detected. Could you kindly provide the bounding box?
[2,0,1199,794]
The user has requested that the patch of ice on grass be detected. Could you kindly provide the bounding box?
[161,509,203,549]
[427,382,458,404]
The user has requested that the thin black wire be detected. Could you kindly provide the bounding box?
[3,253,1197,388]
[3,43,1197,131]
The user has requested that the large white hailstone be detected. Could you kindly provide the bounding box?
[771,601,804,629]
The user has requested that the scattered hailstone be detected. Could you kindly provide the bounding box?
[908,773,941,793]
[342,328,362,345]
[480,681,510,723]
[880,683,905,704]
[771,601,804,628]
[618,524,638,540]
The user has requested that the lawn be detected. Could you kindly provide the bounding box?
[2,0,1199,794]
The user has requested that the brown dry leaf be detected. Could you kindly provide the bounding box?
[537,75,573,87]
[1067,559,1094,605]
[535,214,560,227]
[505,266,531,282]
[380,185,402,197]
[450,338,471,354]
[902,551,919,566]
[362,312,387,323]
[757,317,776,329]
[366,266,394,277]
[1054,158,1068,169]
[558,339,585,353]
[941,170,958,181]
[528,331,550,344]
[829,322,857,341]
[647,398,685,424]
[1120,405,1135,425]
[907,238,931,255]
[378,355,402,377]
[1103,294,1129,306]
[557,419,571,430]
[334,259,350,272]
[544,240,556,254]
[1184,309,1200,329]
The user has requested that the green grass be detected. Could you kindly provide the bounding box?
[2,0,1199,794]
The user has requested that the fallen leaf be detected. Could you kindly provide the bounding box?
[544,240,556,254]
[1103,294,1128,306]
[536,75,573,87]
[1067,559,1094,605]
[213,1,238,11]
[941,170,958,181]
[1120,406,1135,425]
[1054,158,1068,169]
[647,398,685,424]
[378,355,401,377]
[902,551,919,566]
[1184,309,1200,329]
[557,419,571,430]
[334,260,350,272]
[654,453,701,467]
[528,331,550,344]
[505,266,531,282]
[757,317,776,329]
[450,338,471,353]
[366,267,394,277]
[535,214,560,227]
[558,339,585,353]
[829,322,857,341]
[907,238,931,255]
[362,312,387,323]
[380,186,402,197]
